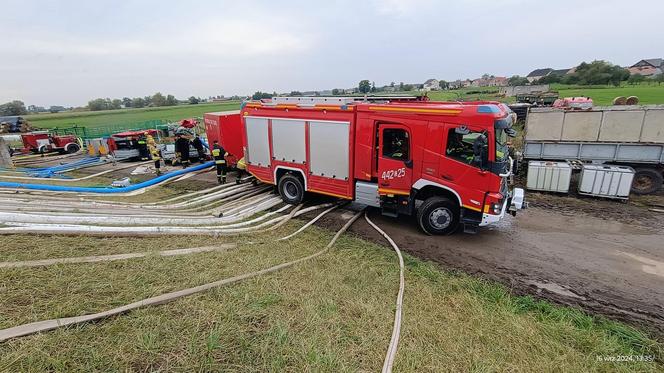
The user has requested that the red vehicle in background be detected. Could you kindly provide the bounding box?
[206,97,525,235]
[20,131,80,154]
[204,110,242,167]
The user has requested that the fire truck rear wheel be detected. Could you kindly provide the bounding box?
[65,143,80,154]
[417,196,459,235]
[278,174,304,205]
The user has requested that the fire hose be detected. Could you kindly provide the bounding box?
[0,161,214,193]
[365,211,405,373]
[0,207,361,342]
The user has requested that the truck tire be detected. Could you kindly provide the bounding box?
[417,196,459,235]
[278,174,304,205]
[65,143,80,154]
[632,168,663,195]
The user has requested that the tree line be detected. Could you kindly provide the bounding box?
[87,92,182,111]
[533,60,663,86]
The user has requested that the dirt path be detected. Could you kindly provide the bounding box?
[336,203,664,339]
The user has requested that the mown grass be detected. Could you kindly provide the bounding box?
[25,102,241,129]
[0,223,661,372]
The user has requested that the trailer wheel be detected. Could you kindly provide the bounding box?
[632,168,663,195]
[417,196,459,235]
[278,174,304,205]
[65,143,80,154]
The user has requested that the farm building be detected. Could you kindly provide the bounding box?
[628,58,663,76]
[422,78,440,91]
[526,68,553,83]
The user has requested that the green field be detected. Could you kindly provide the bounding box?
[423,83,664,106]
[555,84,664,106]
[26,101,241,129]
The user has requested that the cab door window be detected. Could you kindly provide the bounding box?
[382,128,410,160]
[445,128,485,167]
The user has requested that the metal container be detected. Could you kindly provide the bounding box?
[526,161,572,193]
[578,165,634,199]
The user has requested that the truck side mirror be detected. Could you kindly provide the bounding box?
[404,159,413,169]
[473,134,489,170]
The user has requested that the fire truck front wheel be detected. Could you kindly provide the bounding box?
[278,174,304,205]
[417,197,459,235]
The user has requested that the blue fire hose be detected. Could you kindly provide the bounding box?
[0,161,213,193]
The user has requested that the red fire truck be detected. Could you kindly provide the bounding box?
[207,96,525,234]
[20,131,80,154]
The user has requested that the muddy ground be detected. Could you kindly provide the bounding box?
[338,192,664,341]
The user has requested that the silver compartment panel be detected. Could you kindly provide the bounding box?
[309,121,350,179]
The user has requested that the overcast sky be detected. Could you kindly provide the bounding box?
[2,0,663,107]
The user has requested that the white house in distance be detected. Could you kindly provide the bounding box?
[422,79,440,91]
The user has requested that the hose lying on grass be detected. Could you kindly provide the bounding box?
[0,160,152,182]
[0,203,337,236]
[0,209,363,342]
[365,211,405,373]
[0,244,236,269]
[0,161,213,194]
[0,183,262,215]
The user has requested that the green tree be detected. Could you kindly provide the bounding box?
[331,88,342,95]
[0,100,27,115]
[188,96,200,104]
[251,91,273,100]
[370,81,376,93]
[122,97,132,108]
[566,60,629,86]
[132,97,146,108]
[399,82,404,91]
[402,84,414,91]
[537,74,561,84]
[110,99,122,109]
[87,98,109,111]
[627,74,646,85]
[289,91,303,96]
[151,92,166,107]
[650,74,664,85]
[358,80,371,94]
[165,94,177,106]
[438,80,449,89]
[508,75,529,86]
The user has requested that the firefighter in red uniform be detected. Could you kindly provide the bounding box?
[211,140,227,184]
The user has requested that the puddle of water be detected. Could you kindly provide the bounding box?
[526,280,586,300]
[617,251,664,277]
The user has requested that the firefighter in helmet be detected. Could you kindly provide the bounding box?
[191,134,206,164]
[235,156,247,184]
[175,133,191,169]
[137,133,149,161]
[146,133,162,175]
[211,140,228,184]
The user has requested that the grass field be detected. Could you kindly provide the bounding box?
[25,101,241,129]
[556,84,664,106]
[0,222,661,371]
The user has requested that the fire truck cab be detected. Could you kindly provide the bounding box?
[218,96,525,234]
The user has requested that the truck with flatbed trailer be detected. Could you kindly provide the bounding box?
[206,96,525,235]
[523,105,664,194]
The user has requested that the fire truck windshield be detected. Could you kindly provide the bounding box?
[495,128,509,161]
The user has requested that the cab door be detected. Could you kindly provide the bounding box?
[440,124,490,209]
[377,124,413,196]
